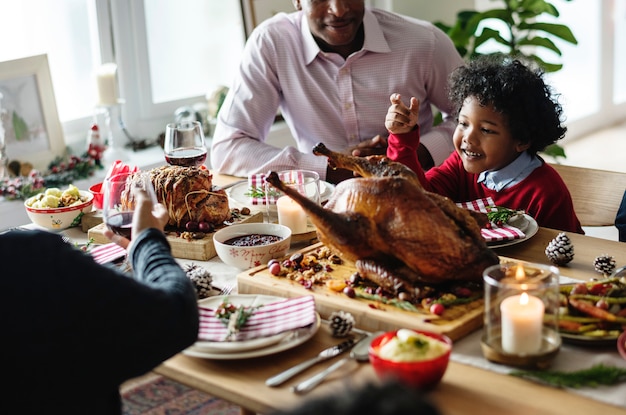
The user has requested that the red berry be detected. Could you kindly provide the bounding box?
[185,221,198,231]
[198,221,213,232]
[343,286,356,298]
[570,282,588,295]
[268,262,281,276]
[430,303,445,316]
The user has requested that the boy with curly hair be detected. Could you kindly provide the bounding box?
[385,55,582,233]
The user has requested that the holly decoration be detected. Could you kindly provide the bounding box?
[0,153,97,200]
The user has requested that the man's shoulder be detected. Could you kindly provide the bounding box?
[370,8,435,29]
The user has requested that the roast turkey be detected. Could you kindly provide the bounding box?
[125,166,230,228]
[265,143,498,298]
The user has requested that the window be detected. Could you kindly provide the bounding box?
[0,0,246,153]
[0,0,623,158]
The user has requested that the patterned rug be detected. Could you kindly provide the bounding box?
[122,375,240,415]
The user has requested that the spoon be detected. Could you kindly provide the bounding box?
[291,331,382,394]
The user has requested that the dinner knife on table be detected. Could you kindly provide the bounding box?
[265,338,357,387]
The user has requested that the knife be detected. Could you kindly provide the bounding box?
[217,179,246,191]
[265,338,356,387]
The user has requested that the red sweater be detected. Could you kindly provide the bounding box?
[388,129,583,234]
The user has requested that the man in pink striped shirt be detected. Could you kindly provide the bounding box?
[211,0,463,184]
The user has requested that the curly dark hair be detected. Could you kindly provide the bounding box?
[448,54,567,154]
[269,381,441,415]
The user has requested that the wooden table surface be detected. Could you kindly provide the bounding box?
[156,174,626,415]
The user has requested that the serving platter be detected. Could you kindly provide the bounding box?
[87,210,263,260]
[238,242,486,341]
[560,332,621,347]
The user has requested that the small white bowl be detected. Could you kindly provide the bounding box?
[213,223,291,270]
[24,190,94,231]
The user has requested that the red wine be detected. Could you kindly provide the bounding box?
[106,211,134,239]
[165,148,207,167]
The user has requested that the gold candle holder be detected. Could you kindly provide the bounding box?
[481,261,561,369]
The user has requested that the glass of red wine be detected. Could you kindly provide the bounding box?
[102,171,157,239]
[163,121,207,167]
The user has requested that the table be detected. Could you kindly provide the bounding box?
[154,223,626,414]
[25,174,626,415]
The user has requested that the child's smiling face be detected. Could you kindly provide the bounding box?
[453,97,530,174]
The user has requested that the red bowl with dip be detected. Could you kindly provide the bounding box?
[89,182,104,210]
[368,329,452,390]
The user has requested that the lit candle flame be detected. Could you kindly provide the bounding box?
[519,292,529,305]
[515,263,525,280]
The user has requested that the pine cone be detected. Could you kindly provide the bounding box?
[184,263,214,299]
[593,254,616,275]
[545,232,574,265]
[329,311,355,337]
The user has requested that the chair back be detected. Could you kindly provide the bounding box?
[550,163,626,227]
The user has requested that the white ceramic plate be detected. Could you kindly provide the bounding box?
[184,312,321,360]
[487,214,538,249]
[227,181,335,210]
[193,294,291,353]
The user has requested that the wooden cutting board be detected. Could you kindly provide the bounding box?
[88,211,263,261]
[237,242,485,341]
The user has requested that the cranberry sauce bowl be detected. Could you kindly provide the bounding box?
[213,223,291,270]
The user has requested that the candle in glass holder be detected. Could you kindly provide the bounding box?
[500,292,545,354]
[276,195,307,234]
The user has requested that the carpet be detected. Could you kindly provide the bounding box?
[122,374,240,415]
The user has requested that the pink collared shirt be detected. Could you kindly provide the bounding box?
[211,8,463,180]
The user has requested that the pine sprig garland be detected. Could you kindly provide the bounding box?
[510,364,626,388]
[0,153,97,200]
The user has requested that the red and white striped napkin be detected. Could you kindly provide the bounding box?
[248,171,305,205]
[198,295,316,342]
[248,173,271,205]
[456,197,526,242]
[90,242,126,264]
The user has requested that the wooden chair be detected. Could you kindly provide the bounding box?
[550,163,626,228]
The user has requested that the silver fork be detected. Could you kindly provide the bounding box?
[219,284,234,296]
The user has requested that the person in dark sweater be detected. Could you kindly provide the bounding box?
[385,54,582,233]
[0,190,199,414]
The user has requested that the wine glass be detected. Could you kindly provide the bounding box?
[102,171,157,239]
[163,120,207,167]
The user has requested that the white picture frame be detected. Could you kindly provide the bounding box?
[0,54,65,171]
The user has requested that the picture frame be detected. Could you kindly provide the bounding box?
[0,54,65,171]
[243,0,294,36]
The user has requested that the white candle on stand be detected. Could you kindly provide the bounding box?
[500,292,545,354]
[276,195,307,234]
[96,63,119,106]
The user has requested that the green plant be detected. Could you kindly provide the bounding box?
[436,0,577,72]
[434,0,577,159]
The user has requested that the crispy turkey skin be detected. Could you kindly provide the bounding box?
[265,143,498,297]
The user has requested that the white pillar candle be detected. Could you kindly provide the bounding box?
[500,292,545,354]
[276,195,307,234]
[96,63,119,106]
